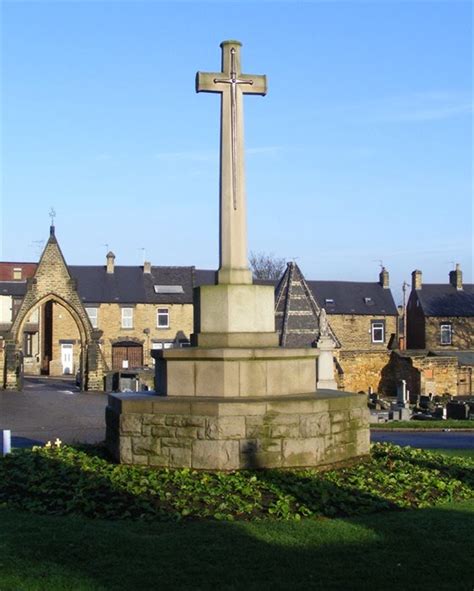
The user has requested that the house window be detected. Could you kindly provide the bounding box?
[24,333,34,357]
[371,320,385,343]
[157,308,169,328]
[121,307,133,329]
[85,307,98,328]
[440,324,452,345]
[13,268,22,280]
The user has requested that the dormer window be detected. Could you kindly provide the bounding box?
[13,267,22,280]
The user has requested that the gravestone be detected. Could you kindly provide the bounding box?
[106,41,369,469]
[397,380,409,407]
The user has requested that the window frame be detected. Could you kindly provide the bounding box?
[85,307,99,328]
[440,323,452,345]
[121,307,134,329]
[371,320,385,344]
[157,307,170,329]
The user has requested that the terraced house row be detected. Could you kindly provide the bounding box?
[0,226,472,395]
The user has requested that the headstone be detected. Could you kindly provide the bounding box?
[1,430,11,456]
[446,402,469,420]
[397,380,409,407]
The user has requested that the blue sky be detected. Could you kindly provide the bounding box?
[1,0,472,302]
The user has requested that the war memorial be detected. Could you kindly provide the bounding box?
[106,41,369,469]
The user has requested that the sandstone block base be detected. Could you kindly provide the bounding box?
[153,346,319,398]
[106,390,370,470]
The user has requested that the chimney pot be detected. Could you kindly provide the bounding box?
[144,261,151,274]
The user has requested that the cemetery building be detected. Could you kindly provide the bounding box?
[274,262,399,394]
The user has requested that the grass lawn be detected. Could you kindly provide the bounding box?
[372,420,473,430]
[1,500,473,591]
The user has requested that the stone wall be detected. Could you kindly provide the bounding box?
[328,314,397,351]
[425,316,474,350]
[337,350,391,394]
[106,391,370,469]
[380,352,460,396]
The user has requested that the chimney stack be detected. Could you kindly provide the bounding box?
[143,261,151,274]
[412,269,422,291]
[449,263,463,290]
[379,267,389,289]
[106,251,115,274]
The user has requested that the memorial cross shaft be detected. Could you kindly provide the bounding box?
[196,40,267,285]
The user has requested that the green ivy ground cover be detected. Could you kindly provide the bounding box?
[1,443,472,522]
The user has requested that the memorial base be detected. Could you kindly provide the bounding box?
[106,390,369,469]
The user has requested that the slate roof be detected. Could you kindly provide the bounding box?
[431,350,474,367]
[194,269,218,286]
[0,281,28,297]
[69,266,195,304]
[0,261,398,317]
[274,262,340,347]
[414,284,474,317]
[307,280,398,316]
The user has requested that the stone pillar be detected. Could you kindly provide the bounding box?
[316,335,337,390]
[4,341,22,391]
[85,339,105,391]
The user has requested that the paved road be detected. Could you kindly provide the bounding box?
[0,377,107,447]
[371,430,474,449]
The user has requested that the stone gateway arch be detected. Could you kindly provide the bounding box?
[2,226,105,391]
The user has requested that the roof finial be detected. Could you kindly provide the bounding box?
[49,207,56,236]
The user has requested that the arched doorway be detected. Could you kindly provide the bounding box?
[4,293,105,391]
[17,298,83,378]
[2,226,106,391]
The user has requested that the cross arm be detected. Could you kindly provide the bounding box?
[240,74,267,96]
[196,71,220,93]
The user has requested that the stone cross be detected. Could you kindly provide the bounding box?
[196,41,267,285]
